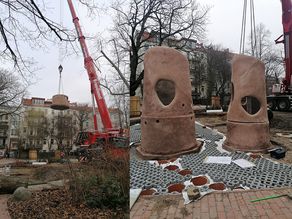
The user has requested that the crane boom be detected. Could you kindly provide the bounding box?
[267,0,292,111]
[278,0,292,91]
[67,0,113,131]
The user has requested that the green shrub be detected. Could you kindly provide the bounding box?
[70,173,128,209]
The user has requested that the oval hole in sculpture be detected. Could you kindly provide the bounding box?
[155,79,175,106]
[241,96,260,115]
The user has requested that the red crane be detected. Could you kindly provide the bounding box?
[67,0,127,152]
[267,0,292,111]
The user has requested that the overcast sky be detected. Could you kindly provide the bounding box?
[24,0,283,104]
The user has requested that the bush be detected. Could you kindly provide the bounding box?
[68,150,129,210]
[82,175,128,209]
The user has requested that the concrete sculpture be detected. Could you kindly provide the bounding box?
[51,94,70,110]
[223,54,271,152]
[137,46,201,159]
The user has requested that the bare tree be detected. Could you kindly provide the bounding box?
[0,0,99,76]
[52,112,77,151]
[72,104,91,132]
[0,69,26,115]
[246,23,284,82]
[106,0,209,96]
[111,84,129,129]
[205,45,232,107]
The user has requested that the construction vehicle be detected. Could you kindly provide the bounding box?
[67,0,128,157]
[267,0,292,111]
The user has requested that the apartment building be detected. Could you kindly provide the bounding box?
[0,97,122,155]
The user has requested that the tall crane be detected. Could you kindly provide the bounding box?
[67,0,126,152]
[267,0,292,111]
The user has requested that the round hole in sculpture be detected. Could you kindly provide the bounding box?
[155,79,175,106]
[241,96,260,115]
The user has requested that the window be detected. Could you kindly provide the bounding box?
[23,127,27,133]
[43,139,47,145]
[51,139,54,144]
[201,86,205,92]
[11,129,16,136]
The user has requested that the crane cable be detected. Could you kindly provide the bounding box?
[58,0,64,94]
[239,0,258,57]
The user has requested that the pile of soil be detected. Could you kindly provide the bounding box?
[8,189,128,219]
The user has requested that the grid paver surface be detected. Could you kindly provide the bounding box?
[130,123,292,194]
[131,188,292,219]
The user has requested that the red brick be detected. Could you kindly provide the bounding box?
[233,210,244,219]
[264,209,276,217]
[168,205,177,215]
[225,210,235,219]
[149,216,159,219]
[193,207,201,218]
[217,211,226,219]
[216,202,225,212]
[166,213,175,219]
[158,209,168,218]
[239,206,249,216]
[209,206,218,218]
[270,203,283,215]
[200,212,210,219]
[230,201,240,211]
[178,199,184,208]
[223,198,231,208]
[215,193,223,202]
[273,214,289,219]
[140,210,152,218]
[228,193,236,201]
[134,207,147,216]
[255,205,266,216]
[200,200,209,213]
[280,207,292,218]
[208,195,216,207]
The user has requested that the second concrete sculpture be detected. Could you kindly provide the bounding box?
[137,46,201,159]
[223,54,271,152]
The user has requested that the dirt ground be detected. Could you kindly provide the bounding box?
[196,111,292,164]
[0,161,73,189]
[8,189,127,219]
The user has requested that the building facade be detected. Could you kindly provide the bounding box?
[0,97,122,155]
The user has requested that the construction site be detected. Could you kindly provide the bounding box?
[129,1,292,218]
[0,0,129,218]
[0,0,291,218]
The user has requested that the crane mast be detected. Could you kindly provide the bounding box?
[67,0,113,131]
[267,0,292,111]
[277,0,292,92]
